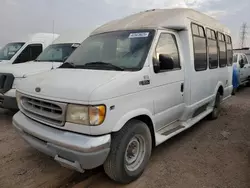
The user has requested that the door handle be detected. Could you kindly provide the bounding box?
[181,83,184,92]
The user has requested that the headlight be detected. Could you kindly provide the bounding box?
[66,104,106,126]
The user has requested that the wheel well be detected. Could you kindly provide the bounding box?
[218,86,224,96]
[132,115,156,147]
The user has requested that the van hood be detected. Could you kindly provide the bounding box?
[0,60,11,64]
[17,69,128,103]
[0,61,62,77]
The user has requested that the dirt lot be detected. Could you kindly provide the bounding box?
[0,88,250,188]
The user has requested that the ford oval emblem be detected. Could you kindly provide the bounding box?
[35,87,41,92]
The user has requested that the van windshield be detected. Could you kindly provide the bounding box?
[64,30,155,71]
[36,43,79,62]
[246,54,250,62]
[0,42,25,61]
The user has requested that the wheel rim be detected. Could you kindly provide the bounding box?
[125,134,146,172]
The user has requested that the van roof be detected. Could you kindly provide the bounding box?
[53,29,91,44]
[23,33,59,43]
[91,8,230,35]
[234,48,250,55]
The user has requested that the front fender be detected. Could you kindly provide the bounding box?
[112,108,154,132]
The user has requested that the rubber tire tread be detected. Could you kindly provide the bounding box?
[104,119,152,184]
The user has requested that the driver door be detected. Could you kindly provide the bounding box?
[150,31,185,131]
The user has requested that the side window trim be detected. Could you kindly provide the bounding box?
[191,22,207,71]
[206,27,218,69]
[217,32,227,68]
[153,32,181,73]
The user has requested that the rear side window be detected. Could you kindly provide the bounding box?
[226,35,233,66]
[14,44,43,64]
[192,23,207,71]
[217,32,227,67]
[207,28,218,69]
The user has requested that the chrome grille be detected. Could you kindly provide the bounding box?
[20,95,67,127]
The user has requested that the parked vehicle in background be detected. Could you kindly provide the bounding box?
[13,8,233,184]
[0,30,89,110]
[233,52,250,86]
[0,33,59,65]
[234,47,250,61]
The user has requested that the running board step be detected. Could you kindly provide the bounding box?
[161,125,185,136]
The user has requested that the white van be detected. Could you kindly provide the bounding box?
[13,8,233,183]
[0,31,89,110]
[0,33,59,65]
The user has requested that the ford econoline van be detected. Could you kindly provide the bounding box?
[13,8,233,183]
[0,30,89,110]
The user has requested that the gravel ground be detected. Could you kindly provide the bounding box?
[0,88,250,188]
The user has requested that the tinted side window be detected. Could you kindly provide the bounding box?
[14,44,43,64]
[154,33,180,72]
[207,28,218,69]
[226,35,233,66]
[218,33,227,67]
[192,23,207,71]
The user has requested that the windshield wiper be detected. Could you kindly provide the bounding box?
[60,62,76,68]
[84,61,124,71]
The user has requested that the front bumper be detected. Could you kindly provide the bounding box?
[13,111,111,172]
[0,94,18,110]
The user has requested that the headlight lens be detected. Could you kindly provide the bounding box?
[89,105,106,125]
[66,104,106,126]
[66,104,89,125]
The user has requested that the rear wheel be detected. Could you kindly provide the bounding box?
[208,92,221,120]
[104,119,152,184]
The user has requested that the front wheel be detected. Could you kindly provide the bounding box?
[208,92,221,120]
[104,119,152,184]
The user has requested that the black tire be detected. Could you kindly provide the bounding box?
[104,119,152,184]
[232,88,236,95]
[208,92,221,120]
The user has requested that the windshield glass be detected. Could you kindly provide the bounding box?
[0,42,25,60]
[64,30,155,71]
[36,43,79,62]
[246,54,250,62]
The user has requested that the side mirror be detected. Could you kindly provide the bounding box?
[153,54,174,73]
[239,59,244,68]
[159,54,174,69]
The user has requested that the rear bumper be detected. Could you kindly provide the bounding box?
[13,111,111,172]
[0,94,18,110]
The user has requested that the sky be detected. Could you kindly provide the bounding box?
[0,0,249,48]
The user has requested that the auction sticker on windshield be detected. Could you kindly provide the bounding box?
[129,32,149,38]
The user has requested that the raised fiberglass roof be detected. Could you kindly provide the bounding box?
[91,8,230,35]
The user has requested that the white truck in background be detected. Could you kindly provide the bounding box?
[0,33,59,65]
[0,30,89,110]
[233,52,250,85]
